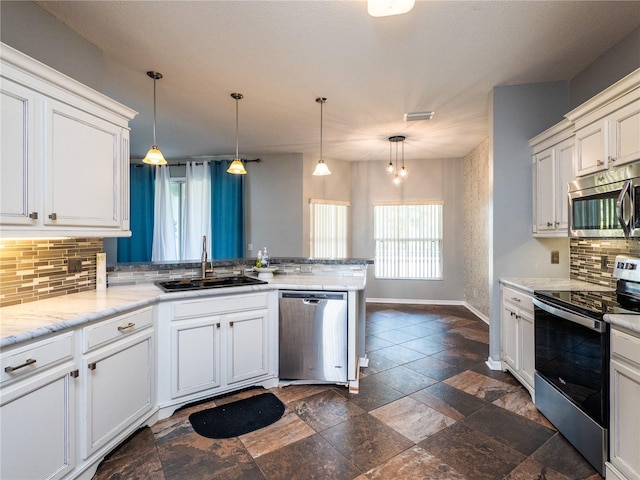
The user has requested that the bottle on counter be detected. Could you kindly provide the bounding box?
[262,247,269,268]
[256,249,263,268]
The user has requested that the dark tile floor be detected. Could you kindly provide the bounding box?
[93,303,603,480]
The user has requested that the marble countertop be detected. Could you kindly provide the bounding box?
[501,277,640,335]
[499,277,613,295]
[0,274,366,348]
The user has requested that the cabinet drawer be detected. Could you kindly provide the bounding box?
[612,328,640,365]
[1,332,74,383]
[172,293,268,319]
[84,307,153,352]
[502,287,534,313]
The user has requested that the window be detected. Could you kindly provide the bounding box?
[169,177,186,257]
[310,199,350,258]
[374,202,443,279]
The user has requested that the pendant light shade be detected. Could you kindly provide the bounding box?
[313,97,331,176]
[227,92,247,175]
[386,135,407,185]
[142,71,167,165]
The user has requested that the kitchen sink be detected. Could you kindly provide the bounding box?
[155,276,268,292]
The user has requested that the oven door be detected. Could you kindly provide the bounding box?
[533,297,609,427]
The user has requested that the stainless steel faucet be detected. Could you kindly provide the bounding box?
[201,235,208,279]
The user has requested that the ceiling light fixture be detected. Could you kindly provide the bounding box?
[386,135,407,185]
[227,92,247,175]
[404,111,435,121]
[367,0,415,17]
[313,97,331,176]
[142,71,167,165]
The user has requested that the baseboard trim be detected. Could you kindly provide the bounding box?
[463,302,490,324]
[485,357,503,371]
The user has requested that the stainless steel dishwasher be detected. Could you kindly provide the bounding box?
[279,291,348,383]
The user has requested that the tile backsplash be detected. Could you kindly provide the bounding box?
[570,238,640,288]
[0,238,103,307]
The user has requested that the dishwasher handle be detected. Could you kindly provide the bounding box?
[280,291,346,301]
[303,299,322,305]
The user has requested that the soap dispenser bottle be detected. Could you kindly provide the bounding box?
[256,249,263,268]
[262,247,269,268]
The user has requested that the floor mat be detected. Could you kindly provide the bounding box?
[189,392,285,439]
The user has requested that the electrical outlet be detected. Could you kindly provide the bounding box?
[67,257,82,273]
[551,251,559,264]
[601,255,608,270]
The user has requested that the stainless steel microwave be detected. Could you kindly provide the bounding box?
[568,161,640,238]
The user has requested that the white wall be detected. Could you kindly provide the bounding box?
[351,158,465,302]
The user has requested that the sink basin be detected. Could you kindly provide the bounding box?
[156,276,267,292]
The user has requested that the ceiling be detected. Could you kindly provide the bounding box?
[35,1,640,164]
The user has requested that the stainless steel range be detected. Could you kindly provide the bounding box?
[533,255,640,476]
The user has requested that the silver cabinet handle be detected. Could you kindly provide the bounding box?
[511,297,521,302]
[4,358,36,373]
[229,321,234,327]
[596,159,603,166]
[216,323,221,329]
[88,363,97,370]
[28,212,38,220]
[546,222,553,227]
[70,369,79,378]
[117,322,135,332]
[609,156,615,163]
[48,213,57,220]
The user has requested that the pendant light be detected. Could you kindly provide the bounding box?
[368,0,415,17]
[312,97,331,176]
[142,71,167,165]
[227,92,247,175]
[387,135,407,185]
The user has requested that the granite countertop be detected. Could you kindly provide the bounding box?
[0,274,366,348]
[501,277,640,335]
[500,277,614,295]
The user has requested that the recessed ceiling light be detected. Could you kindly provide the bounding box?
[404,111,435,121]
[368,0,415,17]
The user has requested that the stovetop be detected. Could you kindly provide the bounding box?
[535,255,640,318]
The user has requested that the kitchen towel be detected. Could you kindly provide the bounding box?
[96,252,106,291]
[188,392,285,439]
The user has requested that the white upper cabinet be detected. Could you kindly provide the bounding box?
[0,43,136,237]
[567,69,640,177]
[530,120,573,236]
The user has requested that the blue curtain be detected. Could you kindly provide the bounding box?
[117,165,155,262]
[211,162,245,259]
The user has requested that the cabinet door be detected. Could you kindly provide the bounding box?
[610,356,640,480]
[534,149,556,232]
[519,310,535,388]
[0,367,75,480]
[501,303,518,370]
[83,330,153,458]
[227,309,269,384]
[44,98,122,228]
[0,79,37,226]
[171,316,221,398]
[555,139,574,231]
[575,122,608,176]
[609,97,640,167]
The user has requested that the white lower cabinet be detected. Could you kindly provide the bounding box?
[82,329,154,459]
[0,333,77,480]
[607,327,640,480]
[159,291,278,417]
[500,285,535,396]
[171,316,222,398]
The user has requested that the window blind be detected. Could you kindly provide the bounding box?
[374,202,443,279]
[310,200,350,258]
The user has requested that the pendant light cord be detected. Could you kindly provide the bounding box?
[320,98,323,161]
[152,77,158,146]
[235,96,239,159]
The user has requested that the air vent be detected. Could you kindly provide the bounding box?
[404,111,435,121]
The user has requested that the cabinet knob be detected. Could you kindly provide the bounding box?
[609,156,615,163]
[70,369,79,378]
[546,222,553,227]
[229,321,234,327]
[88,362,97,371]
[48,212,57,220]
[554,221,560,226]
[596,159,603,166]
[216,323,221,329]
[28,212,38,220]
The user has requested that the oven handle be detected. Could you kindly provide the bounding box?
[532,298,607,332]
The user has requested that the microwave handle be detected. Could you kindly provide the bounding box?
[616,179,632,238]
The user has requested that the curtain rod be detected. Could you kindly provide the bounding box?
[133,158,261,167]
